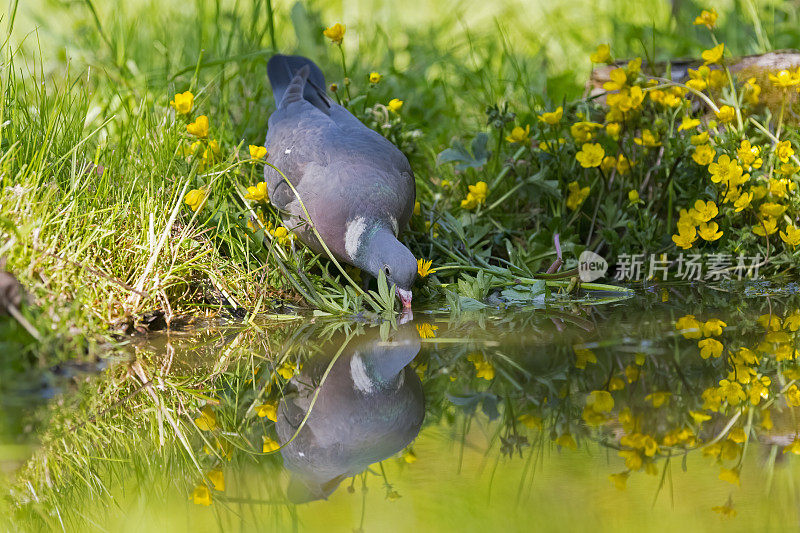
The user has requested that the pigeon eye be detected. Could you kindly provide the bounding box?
[383,266,391,277]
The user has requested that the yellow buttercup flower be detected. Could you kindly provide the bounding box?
[606,122,620,139]
[701,43,724,65]
[570,121,602,143]
[678,116,701,131]
[323,23,346,44]
[249,145,268,160]
[576,143,605,168]
[693,8,718,29]
[369,72,382,83]
[170,91,194,114]
[672,226,697,249]
[538,106,563,125]
[760,202,786,217]
[628,189,640,204]
[716,105,735,123]
[187,115,210,138]
[616,154,631,175]
[753,217,778,236]
[184,188,209,212]
[461,181,488,209]
[633,129,660,147]
[590,44,612,64]
[777,140,794,163]
[271,226,292,246]
[733,191,752,212]
[781,225,800,247]
[245,182,269,203]
[708,154,743,184]
[768,69,800,89]
[566,181,590,210]
[600,156,616,172]
[737,139,762,168]
[744,77,761,105]
[692,144,715,165]
[417,258,437,278]
[693,199,718,222]
[388,98,403,112]
[686,66,709,91]
[603,68,627,91]
[276,361,299,379]
[698,221,722,241]
[506,125,531,144]
[256,402,278,421]
[690,131,709,146]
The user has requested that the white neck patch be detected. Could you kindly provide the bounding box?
[349,354,373,393]
[344,216,367,260]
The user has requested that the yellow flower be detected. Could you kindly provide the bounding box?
[607,86,644,112]
[262,436,280,453]
[538,107,563,125]
[256,402,278,421]
[574,348,597,369]
[645,391,671,407]
[753,217,778,236]
[518,414,542,429]
[701,43,724,65]
[468,352,495,380]
[768,69,800,88]
[693,8,718,29]
[781,225,800,247]
[737,139,762,168]
[733,191,752,212]
[692,144,715,165]
[609,377,626,390]
[718,467,740,486]
[687,66,709,91]
[678,116,701,131]
[699,338,724,359]
[690,410,712,424]
[271,226,292,246]
[606,122,620,139]
[245,182,269,203]
[616,154,631,174]
[603,68,627,91]
[676,315,702,339]
[633,129,660,147]
[600,156,616,172]
[628,189,640,204]
[187,115,210,138]
[709,69,727,89]
[760,202,786,217]
[718,379,746,404]
[276,361,298,379]
[403,448,418,463]
[570,121,602,143]
[693,199,718,222]
[716,105,735,123]
[590,44,612,63]
[414,200,421,215]
[461,181,488,209]
[702,318,727,337]
[672,226,697,249]
[556,433,577,450]
[323,23,346,44]
[690,131,709,145]
[388,98,404,112]
[744,77,761,105]
[207,469,225,492]
[369,72,382,83]
[576,143,605,168]
[566,181,590,210]
[249,145,268,160]
[417,258,437,278]
[506,125,531,144]
[712,501,737,518]
[170,91,194,114]
[587,390,614,412]
[783,439,800,455]
[698,221,723,241]
[184,188,208,212]
[191,484,212,506]
[777,140,794,163]
[195,406,217,431]
[416,323,438,339]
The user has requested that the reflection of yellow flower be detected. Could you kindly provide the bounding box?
[587,390,614,412]
[208,469,225,492]
[191,484,212,506]
[417,258,437,278]
[518,414,542,429]
[256,402,278,421]
[701,43,724,65]
[609,472,629,490]
[644,391,671,407]
[184,188,209,212]
[323,23,346,44]
[506,125,531,144]
[187,115,210,138]
[712,501,736,518]
[245,182,269,203]
[783,439,800,455]
[195,406,218,431]
[467,352,495,380]
[416,323,438,339]
[698,338,724,359]
[590,44,612,63]
[556,433,577,449]
[249,145,268,160]
[574,348,597,369]
[263,436,280,453]
[388,98,403,112]
[170,91,194,114]
[718,467,740,486]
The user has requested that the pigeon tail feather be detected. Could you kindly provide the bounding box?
[267,54,330,113]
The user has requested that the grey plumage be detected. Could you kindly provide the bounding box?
[275,325,424,503]
[264,55,418,303]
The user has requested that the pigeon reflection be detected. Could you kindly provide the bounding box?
[275,324,425,503]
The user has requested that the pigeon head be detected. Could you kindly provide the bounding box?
[361,227,417,308]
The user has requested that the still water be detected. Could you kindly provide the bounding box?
[3,284,800,531]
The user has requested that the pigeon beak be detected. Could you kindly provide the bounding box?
[396,288,413,310]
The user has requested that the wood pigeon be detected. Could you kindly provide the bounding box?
[275,324,424,502]
[264,54,417,308]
